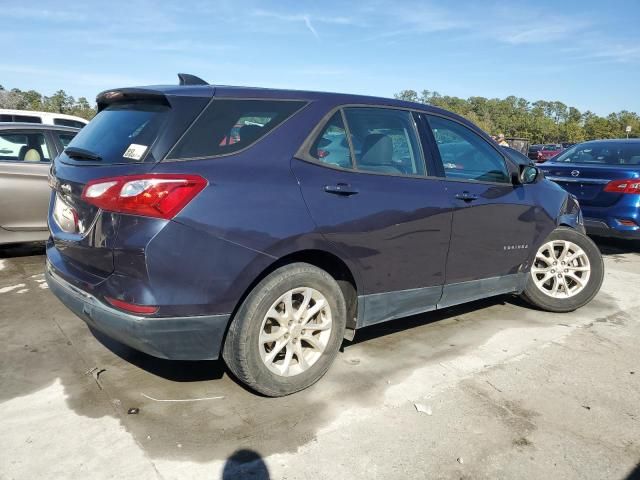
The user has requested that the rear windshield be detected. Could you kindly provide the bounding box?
[553,143,640,165]
[543,144,562,151]
[167,99,307,160]
[64,102,169,163]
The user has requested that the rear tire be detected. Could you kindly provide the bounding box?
[521,227,604,313]
[223,263,346,397]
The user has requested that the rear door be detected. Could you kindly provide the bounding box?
[424,114,554,306]
[293,106,452,326]
[540,143,640,207]
[0,129,53,232]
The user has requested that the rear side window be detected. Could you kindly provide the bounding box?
[54,131,77,147]
[310,112,353,169]
[0,132,50,162]
[65,103,168,163]
[168,99,306,160]
[427,115,510,183]
[54,118,86,129]
[0,114,42,123]
[343,107,426,176]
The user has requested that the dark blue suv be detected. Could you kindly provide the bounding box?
[46,74,604,396]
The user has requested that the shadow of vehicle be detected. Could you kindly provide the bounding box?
[90,328,226,382]
[0,241,45,259]
[222,449,270,480]
[591,236,640,256]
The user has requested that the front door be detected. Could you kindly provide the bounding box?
[424,114,554,307]
[0,129,54,232]
[292,107,452,326]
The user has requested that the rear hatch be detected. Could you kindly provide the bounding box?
[540,142,640,207]
[49,87,211,281]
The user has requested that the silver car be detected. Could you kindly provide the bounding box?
[0,123,79,245]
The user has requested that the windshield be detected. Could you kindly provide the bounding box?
[64,102,169,163]
[553,142,640,165]
[543,144,562,151]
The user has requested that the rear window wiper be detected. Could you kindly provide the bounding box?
[65,147,102,161]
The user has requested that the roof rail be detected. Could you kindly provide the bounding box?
[177,73,208,86]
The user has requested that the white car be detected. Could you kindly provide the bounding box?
[0,109,88,129]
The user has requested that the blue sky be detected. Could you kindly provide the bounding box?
[2,0,639,115]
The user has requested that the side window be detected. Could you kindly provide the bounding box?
[343,107,426,176]
[168,99,307,159]
[54,131,77,148]
[14,115,42,124]
[310,112,353,169]
[54,118,86,129]
[427,115,509,183]
[0,132,50,162]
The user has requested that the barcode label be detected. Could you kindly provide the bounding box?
[123,144,148,160]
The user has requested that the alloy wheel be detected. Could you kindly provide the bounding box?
[531,240,591,299]
[258,287,332,377]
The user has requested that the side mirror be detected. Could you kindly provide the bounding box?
[520,165,540,184]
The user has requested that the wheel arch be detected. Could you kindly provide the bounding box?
[229,249,359,340]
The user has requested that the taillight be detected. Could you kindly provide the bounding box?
[604,179,640,194]
[105,297,159,315]
[81,174,207,219]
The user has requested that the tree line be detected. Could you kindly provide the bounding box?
[0,85,96,120]
[395,89,638,144]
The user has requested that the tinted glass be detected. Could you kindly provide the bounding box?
[55,131,77,148]
[310,112,352,169]
[553,142,640,165]
[65,103,168,163]
[0,132,50,162]
[543,144,562,151]
[428,115,509,183]
[168,99,306,159]
[54,118,86,129]
[343,107,426,176]
[14,115,42,123]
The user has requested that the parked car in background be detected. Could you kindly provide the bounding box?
[504,137,529,156]
[0,123,80,244]
[46,75,603,397]
[528,144,543,161]
[562,142,576,149]
[0,109,88,129]
[540,139,640,240]
[535,144,564,163]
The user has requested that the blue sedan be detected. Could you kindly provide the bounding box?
[540,139,640,240]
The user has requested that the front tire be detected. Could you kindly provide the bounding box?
[521,227,604,313]
[223,263,346,397]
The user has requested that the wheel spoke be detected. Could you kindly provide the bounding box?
[566,265,589,272]
[300,334,324,351]
[304,318,332,331]
[535,272,553,287]
[561,275,571,297]
[565,272,585,288]
[295,288,312,320]
[284,291,294,319]
[261,328,286,343]
[303,298,326,322]
[265,338,288,363]
[266,307,287,325]
[279,345,294,376]
[294,341,309,370]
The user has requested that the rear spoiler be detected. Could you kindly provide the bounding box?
[97,74,209,112]
[96,88,171,112]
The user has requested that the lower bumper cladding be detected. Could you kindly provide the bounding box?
[46,263,230,360]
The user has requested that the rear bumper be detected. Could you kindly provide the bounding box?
[584,217,640,239]
[46,263,230,360]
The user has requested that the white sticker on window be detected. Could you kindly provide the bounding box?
[123,144,148,160]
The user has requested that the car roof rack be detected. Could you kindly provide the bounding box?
[177,73,208,86]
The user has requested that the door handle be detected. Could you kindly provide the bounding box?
[324,183,359,196]
[455,191,479,202]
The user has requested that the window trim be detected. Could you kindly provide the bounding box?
[296,104,433,180]
[164,97,310,162]
[0,128,55,164]
[424,112,517,186]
